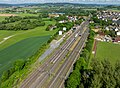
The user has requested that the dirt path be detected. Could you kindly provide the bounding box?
[0,35,15,44]
[0,14,17,16]
[92,39,98,57]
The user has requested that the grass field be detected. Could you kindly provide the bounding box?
[17,13,39,17]
[0,20,57,50]
[95,42,120,65]
[0,36,50,76]
[83,8,97,11]
[0,13,38,22]
[0,12,59,78]
[108,9,120,12]
[0,16,5,22]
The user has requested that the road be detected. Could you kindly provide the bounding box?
[20,20,89,88]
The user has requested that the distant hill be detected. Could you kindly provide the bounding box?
[0,3,119,8]
[0,4,12,7]
[0,3,38,7]
[28,3,111,7]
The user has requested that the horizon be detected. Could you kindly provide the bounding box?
[0,0,120,5]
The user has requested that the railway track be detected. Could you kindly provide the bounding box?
[46,28,89,88]
[20,21,89,88]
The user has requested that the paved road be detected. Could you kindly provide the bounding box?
[20,20,89,88]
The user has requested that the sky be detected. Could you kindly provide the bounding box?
[0,0,120,4]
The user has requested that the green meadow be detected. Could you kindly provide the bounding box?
[0,17,58,76]
[0,20,58,50]
[0,16,5,22]
[0,36,50,76]
[95,42,120,65]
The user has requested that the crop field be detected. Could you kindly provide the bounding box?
[83,8,97,11]
[0,14,17,16]
[0,31,19,41]
[0,20,57,50]
[0,19,58,76]
[17,13,39,17]
[0,12,58,77]
[0,36,50,76]
[0,13,38,22]
[108,8,120,12]
[95,42,120,65]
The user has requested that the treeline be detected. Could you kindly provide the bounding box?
[56,22,74,31]
[101,29,116,37]
[80,59,120,88]
[0,19,45,30]
[91,16,112,27]
[46,17,75,31]
[54,15,68,21]
[1,15,41,24]
[1,59,26,82]
[65,30,95,88]
[0,15,49,31]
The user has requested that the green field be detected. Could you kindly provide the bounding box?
[0,18,58,77]
[0,13,38,23]
[0,36,50,76]
[0,20,57,50]
[0,16,5,22]
[17,13,39,17]
[83,8,97,11]
[96,42,120,65]
[108,8,120,12]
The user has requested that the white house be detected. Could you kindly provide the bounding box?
[59,31,62,35]
[63,27,67,31]
[105,27,110,31]
[59,20,67,23]
[115,28,119,32]
[117,31,120,36]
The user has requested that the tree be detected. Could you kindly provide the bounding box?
[81,49,90,61]
[14,59,25,71]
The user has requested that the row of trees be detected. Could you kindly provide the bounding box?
[0,19,45,30]
[102,29,116,37]
[80,59,120,88]
[91,16,112,27]
[1,59,26,82]
[0,14,49,31]
[65,30,95,88]
[1,15,42,24]
[56,22,74,31]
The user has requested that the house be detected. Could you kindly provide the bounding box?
[117,31,120,36]
[63,27,67,31]
[95,35,104,41]
[59,20,67,23]
[105,27,110,31]
[115,28,119,32]
[116,20,120,26]
[59,31,62,35]
[113,37,120,43]
[104,35,112,42]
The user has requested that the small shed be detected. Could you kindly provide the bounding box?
[59,31,62,35]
